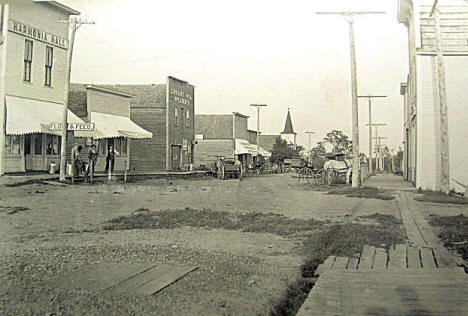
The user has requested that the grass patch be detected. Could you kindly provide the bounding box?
[415,191,468,205]
[360,213,403,226]
[0,206,30,215]
[104,208,405,316]
[272,214,405,315]
[327,186,395,200]
[103,208,321,237]
[429,214,468,260]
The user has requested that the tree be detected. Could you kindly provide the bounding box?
[323,130,352,155]
[270,137,304,164]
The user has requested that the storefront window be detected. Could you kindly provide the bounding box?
[121,138,127,155]
[5,135,21,155]
[46,135,60,155]
[34,134,42,155]
[114,137,121,153]
[25,135,31,155]
[5,136,12,154]
[99,139,106,155]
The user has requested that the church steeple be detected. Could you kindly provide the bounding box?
[281,108,297,147]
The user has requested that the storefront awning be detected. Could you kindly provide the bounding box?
[75,111,152,139]
[5,95,85,135]
[259,147,272,157]
[234,139,257,155]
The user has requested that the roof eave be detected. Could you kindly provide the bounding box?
[34,0,81,15]
[86,85,136,99]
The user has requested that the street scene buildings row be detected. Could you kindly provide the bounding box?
[1,0,467,195]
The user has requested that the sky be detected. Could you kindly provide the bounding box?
[61,0,410,154]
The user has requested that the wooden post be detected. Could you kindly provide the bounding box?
[124,159,127,183]
[90,159,94,185]
[107,161,111,183]
[431,1,450,194]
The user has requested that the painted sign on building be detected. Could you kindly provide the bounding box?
[46,122,95,131]
[8,20,69,49]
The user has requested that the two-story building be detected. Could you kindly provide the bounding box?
[0,0,84,174]
[398,0,468,192]
[194,112,270,170]
[100,76,195,172]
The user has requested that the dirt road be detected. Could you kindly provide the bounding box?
[0,174,405,315]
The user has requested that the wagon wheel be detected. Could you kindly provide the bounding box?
[305,167,313,184]
[297,167,306,182]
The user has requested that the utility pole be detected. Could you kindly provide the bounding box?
[373,137,387,171]
[250,104,267,159]
[430,0,450,194]
[316,11,385,188]
[58,17,94,182]
[305,131,315,165]
[365,123,386,173]
[358,95,386,175]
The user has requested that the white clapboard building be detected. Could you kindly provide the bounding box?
[398,0,468,193]
[0,1,82,174]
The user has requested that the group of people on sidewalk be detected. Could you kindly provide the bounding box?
[71,144,120,178]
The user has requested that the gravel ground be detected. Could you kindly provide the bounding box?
[0,174,404,315]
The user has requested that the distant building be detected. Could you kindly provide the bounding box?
[100,77,195,172]
[398,0,468,192]
[0,1,82,174]
[280,109,297,147]
[194,112,270,170]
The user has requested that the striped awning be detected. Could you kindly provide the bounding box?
[75,111,152,139]
[5,95,85,135]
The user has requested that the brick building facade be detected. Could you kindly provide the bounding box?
[101,76,195,172]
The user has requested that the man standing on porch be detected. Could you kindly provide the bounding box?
[105,145,119,174]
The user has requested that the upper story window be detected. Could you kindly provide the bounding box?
[175,107,179,126]
[181,107,184,128]
[45,46,53,86]
[185,109,190,128]
[24,40,33,82]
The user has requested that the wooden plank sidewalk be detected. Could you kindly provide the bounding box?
[298,244,466,315]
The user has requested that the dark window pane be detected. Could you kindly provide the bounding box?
[25,135,31,155]
[5,136,11,154]
[34,135,42,155]
[121,138,127,155]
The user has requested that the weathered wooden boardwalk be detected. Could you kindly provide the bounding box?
[298,245,468,315]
